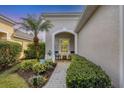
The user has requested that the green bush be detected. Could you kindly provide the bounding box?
[19,59,55,74]
[45,59,55,70]
[32,63,46,74]
[24,42,45,59]
[0,40,22,70]
[20,60,38,71]
[66,54,112,88]
[29,75,46,87]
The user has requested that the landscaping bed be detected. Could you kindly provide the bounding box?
[0,59,56,88]
[0,40,56,88]
[18,59,56,88]
[66,54,112,88]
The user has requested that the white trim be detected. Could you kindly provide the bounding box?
[119,5,124,88]
[52,33,55,62]
[52,29,77,62]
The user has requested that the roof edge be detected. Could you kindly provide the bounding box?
[42,12,81,17]
[13,35,33,41]
[0,14,16,25]
[74,5,100,33]
[13,29,33,41]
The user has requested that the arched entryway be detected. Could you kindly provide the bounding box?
[52,30,77,61]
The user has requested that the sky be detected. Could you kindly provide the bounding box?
[0,5,84,22]
[0,5,84,41]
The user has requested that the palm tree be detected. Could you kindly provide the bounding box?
[20,15,53,61]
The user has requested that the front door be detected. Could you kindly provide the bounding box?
[59,38,70,59]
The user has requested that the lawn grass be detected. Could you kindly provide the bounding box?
[0,65,29,88]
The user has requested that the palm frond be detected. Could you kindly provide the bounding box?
[19,14,53,35]
[39,20,53,31]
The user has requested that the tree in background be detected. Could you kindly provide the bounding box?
[24,42,45,59]
[20,15,53,61]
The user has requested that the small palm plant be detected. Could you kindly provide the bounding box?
[20,15,53,61]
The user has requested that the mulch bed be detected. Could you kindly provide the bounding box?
[17,63,57,88]
[0,63,19,73]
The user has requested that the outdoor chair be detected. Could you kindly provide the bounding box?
[68,51,75,60]
[55,51,61,60]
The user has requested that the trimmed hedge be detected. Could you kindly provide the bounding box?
[24,42,45,59]
[0,40,22,70]
[66,54,112,88]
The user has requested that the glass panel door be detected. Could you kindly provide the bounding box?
[59,38,70,54]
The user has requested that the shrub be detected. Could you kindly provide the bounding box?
[24,42,45,59]
[66,54,112,88]
[19,59,55,74]
[0,40,22,70]
[29,75,46,87]
[19,60,38,71]
[45,59,55,70]
[32,63,46,74]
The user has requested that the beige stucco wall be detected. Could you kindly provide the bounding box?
[77,6,120,87]
[12,37,31,50]
[0,19,14,40]
[12,37,32,58]
[0,19,32,58]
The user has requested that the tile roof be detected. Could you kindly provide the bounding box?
[13,29,33,41]
[0,14,16,25]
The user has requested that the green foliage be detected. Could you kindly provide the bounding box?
[20,15,53,33]
[66,54,112,88]
[45,59,55,70]
[24,42,45,59]
[19,60,38,71]
[19,59,54,74]
[21,15,53,61]
[0,40,22,70]
[32,63,46,74]
[0,41,22,57]
[32,59,55,74]
[29,75,46,87]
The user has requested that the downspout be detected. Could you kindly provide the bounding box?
[120,5,124,88]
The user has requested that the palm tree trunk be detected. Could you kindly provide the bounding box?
[33,36,39,61]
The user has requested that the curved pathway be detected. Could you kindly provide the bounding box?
[44,61,70,88]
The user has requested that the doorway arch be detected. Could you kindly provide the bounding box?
[52,30,77,62]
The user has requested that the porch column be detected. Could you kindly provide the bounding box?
[74,33,78,54]
[52,33,55,62]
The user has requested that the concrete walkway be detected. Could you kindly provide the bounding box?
[44,61,70,88]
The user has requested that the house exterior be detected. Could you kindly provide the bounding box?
[75,5,120,87]
[44,5,124,87]
[0,15,33,58]
[0,15,15,41]
[43,13,81,60]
